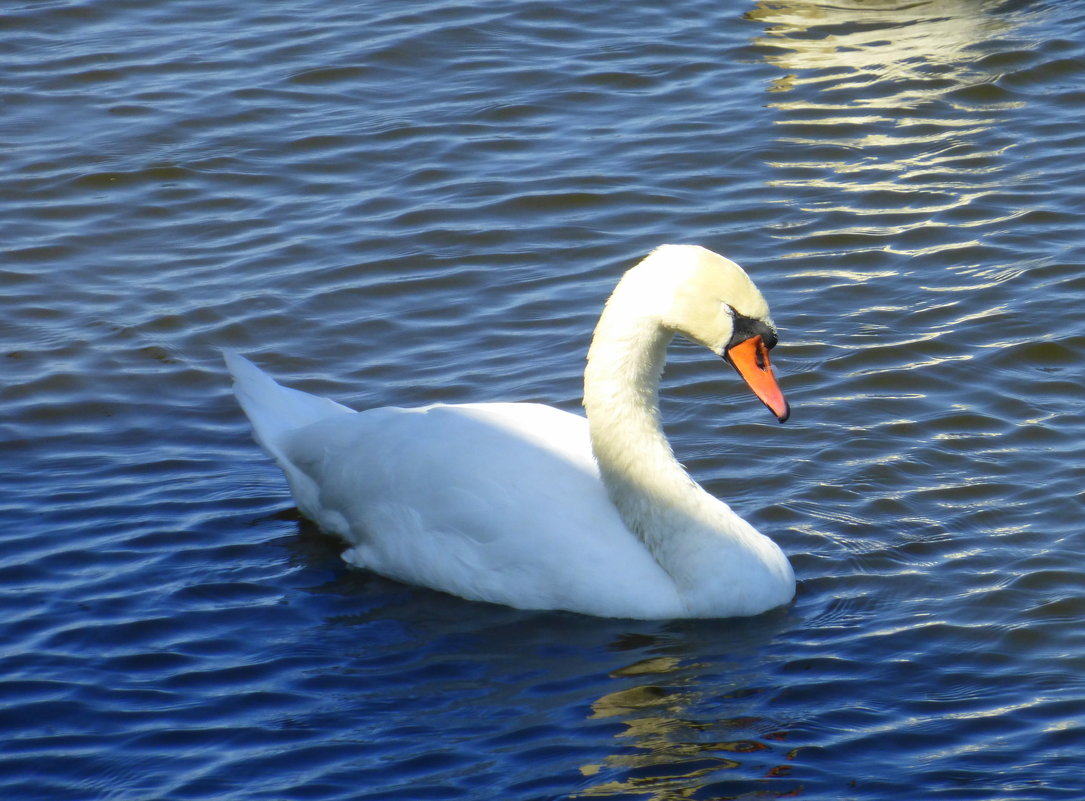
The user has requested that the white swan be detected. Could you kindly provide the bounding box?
[226,245,794,619]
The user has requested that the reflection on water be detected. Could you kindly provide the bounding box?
[3,0,1085,798]
[751,0,1029,262]
[750,0,1019,80]
[575,635,796,799]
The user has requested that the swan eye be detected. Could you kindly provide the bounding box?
[726,306,777,350]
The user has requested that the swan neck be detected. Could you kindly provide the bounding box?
[584,300,698,542]
[581,263,796,616]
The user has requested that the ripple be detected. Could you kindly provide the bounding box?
[3,0,1085,799]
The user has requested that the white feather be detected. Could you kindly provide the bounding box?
[226,245,795,618]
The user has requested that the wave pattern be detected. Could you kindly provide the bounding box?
[2,0,1085,799]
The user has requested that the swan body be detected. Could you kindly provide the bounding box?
[227,245,795,618]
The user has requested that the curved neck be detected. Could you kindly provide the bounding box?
[579,251,795,616]
[583,295,713,559]
[582,281,794,616]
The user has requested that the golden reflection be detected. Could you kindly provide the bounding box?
[750,0,1019,81]
[574,651,796,799]
[749,0,1028,261]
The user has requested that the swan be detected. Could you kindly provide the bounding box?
[226,244,794,619]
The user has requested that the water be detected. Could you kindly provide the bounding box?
[3,0,1084,798]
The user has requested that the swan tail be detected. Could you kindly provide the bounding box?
[223,350,353,460]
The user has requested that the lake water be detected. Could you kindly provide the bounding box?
[3,0,1085,798]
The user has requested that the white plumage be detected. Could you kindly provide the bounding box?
[227,245,795,618]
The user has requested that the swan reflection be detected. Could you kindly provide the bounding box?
[576,642,797,798]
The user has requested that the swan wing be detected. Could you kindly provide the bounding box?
[226,353,682,617]
[280,403,683,617]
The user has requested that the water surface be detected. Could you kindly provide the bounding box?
[3,0,1085,798]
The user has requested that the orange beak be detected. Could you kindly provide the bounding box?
[725,335,790,423]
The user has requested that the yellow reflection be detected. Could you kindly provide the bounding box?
[574,653,793,799]
[750,0,1027,259]
[610,656,685,679]
[750,0,1018,81]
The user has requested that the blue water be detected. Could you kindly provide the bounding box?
[3,0,1085,798]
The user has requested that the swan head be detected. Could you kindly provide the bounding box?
[626,244,790,422]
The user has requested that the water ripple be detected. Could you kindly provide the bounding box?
[3,0,1085,799]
